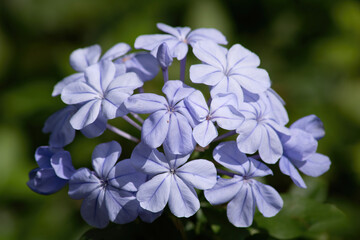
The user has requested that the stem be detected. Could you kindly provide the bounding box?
[217,168,235,177]
[180,56,186,82]
[162,68,169,83]
[122,115,142,131]
[131,113,144,124]
[213,130,236,142]
[106,124,139,143]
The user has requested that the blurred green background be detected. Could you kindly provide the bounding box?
[0,0,359,239]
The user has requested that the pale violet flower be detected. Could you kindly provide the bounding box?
[61,60,143,129]
[125,80,196,154]
[279,115,330,188]
[53,43,131,96]
[190,41,271,103]
[68,141,146,228]
[131,143,217,218]
[236,95,290,164]
[205,142,283,227]
[185,91,244,147]
[134,23,227,60]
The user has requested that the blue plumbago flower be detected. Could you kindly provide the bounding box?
[131,143,217,218]
[42,106,107,148]
[236,94,290,164]
[53,43,131,96]
[185,91,244,147]
[125,80,197,154]
[205,142,283,227]
[114,51,159,82]
[68,141,146,228]
[61,60,143,130]
[190,41,271,103]
[27,146,75,195]
[134,23,227,60]
[279,115,331,188]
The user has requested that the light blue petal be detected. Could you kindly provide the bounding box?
[43,106,76,148]
[70,44,101,72]
[190,64,224,86]
[192,41,227,69]
[61,81,98,105]
[108,159,147,191]
[131,147,169,175]
[212,106,244,130]
[163,148,190,170]
[176,159,217,190]
[187,28,228,45]
[252,181,283,217]
[259,125,283,164]
[68,168,100,199]
[282,128,318,161]
[295,153,331,177]
[137,173,171,213]
[92,141,121,179]
[80,189,109,228]
[227,184,255,227]
[107,72,143,94]
[70,100,101,129]
[35,146,57,168]
[227,44,260,69]
[290,115,325,140]
[104,186,138,223]
[162,80,195,106]
[125,93,168,114]
[172,42,188,60]
[229,68,270,94]
[142,110,170,149]
[168,175,200,217]
[193,120,218,147]
[213,141,248,175]
[52,72,85,97]
[102,92,129,119]
[265,89,289,126]
[279,156,306,188]
[101,43,131,61]
[204,176,243,205]
[174,100,197,127]
[50,150,75,180]
[134,34,174,51]
[165,112,195,154]
[236,120,262,154]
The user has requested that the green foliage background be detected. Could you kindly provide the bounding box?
[0,0,359,239]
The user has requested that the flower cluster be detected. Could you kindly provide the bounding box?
[27,23,331,229]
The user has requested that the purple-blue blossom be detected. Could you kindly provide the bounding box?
[279,115,331,188]
[27,146,75,195]
[190,41,271,103]
[134,23,227,60]
[68,141,146,228]
[205,141,283,227]
[185,91,244,147]
[125,80,196,154]
[53,43,131,96]
[236,94,290,163]
[131,143,217,218]
[61,60,143,129]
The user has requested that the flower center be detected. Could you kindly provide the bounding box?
[170,168,176,174]
[100,179,109,188]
